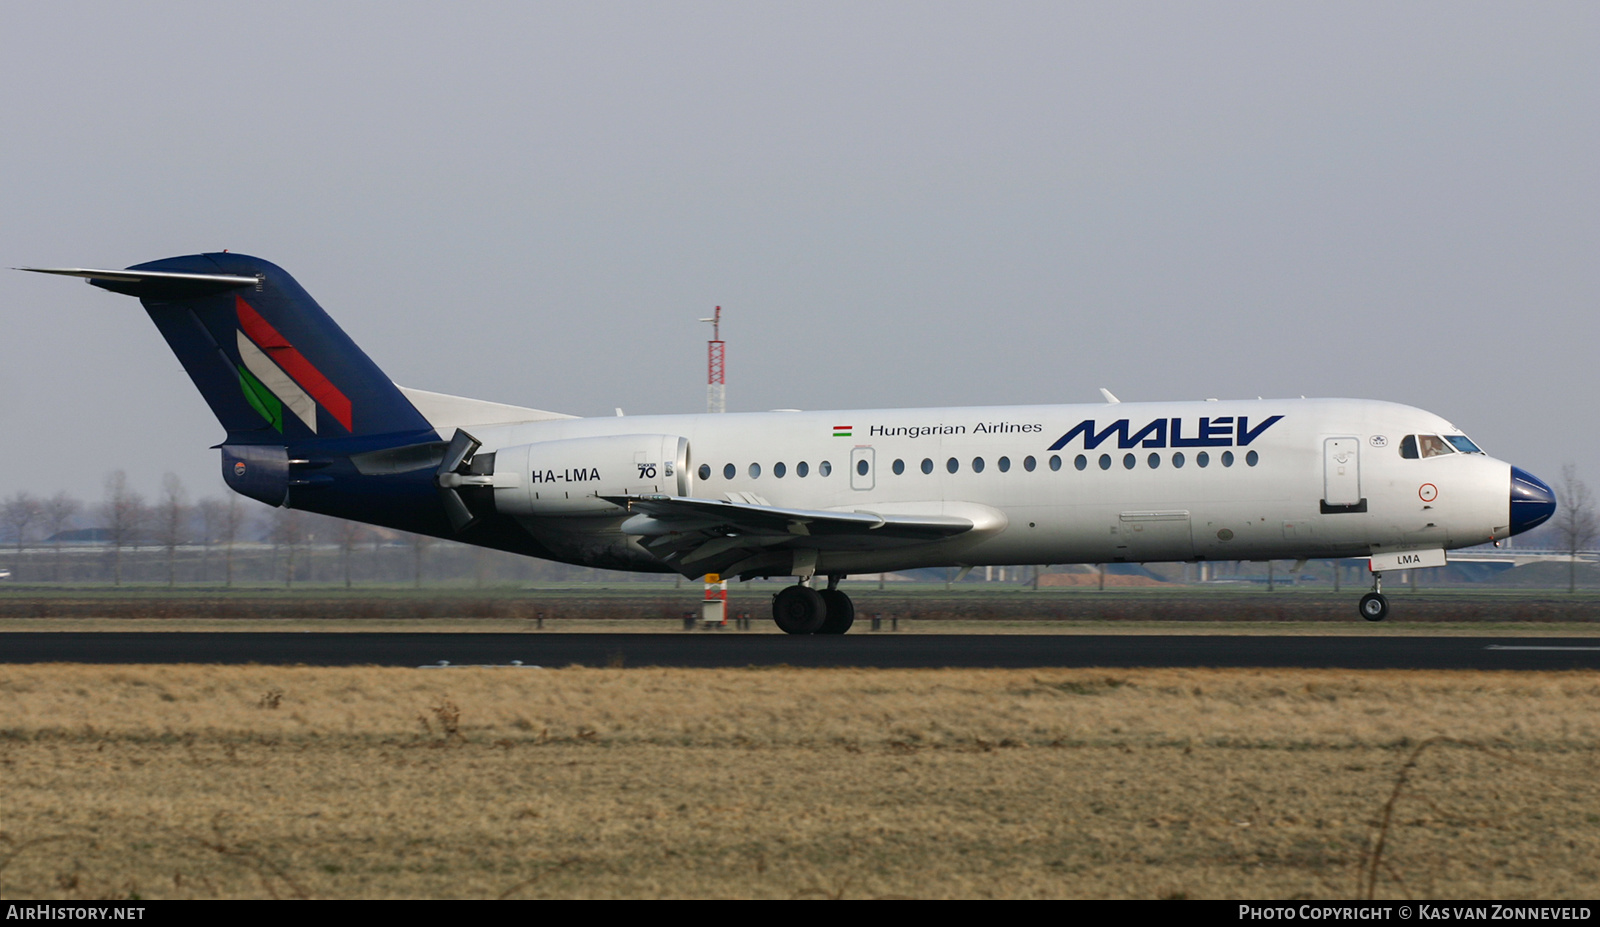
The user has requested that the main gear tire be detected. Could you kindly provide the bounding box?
[773,585,827,635]
[817,589,855,635]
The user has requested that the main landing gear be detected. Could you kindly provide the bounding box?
[1359,571,1389,622]
[772,575,855,635]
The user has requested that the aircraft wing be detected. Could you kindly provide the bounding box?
[605,494,984,577]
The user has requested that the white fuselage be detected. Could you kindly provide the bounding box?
[452,397,1510,575]
[34,257,1535,591]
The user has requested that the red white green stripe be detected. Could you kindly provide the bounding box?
[833,425,852,437]
[237,330,317,432]
[233,295,353,433]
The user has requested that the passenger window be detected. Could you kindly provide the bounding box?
[797,461,810,478]
[892,459,905,475]
[1147,453,1160,469]
[1172,452,1185,469]
[1123,453,1136,470]
[1098,454,1111,470]
[774,462,786,478]
[856,459,869,476]
[749,463,761,479]
[1197,451,1210,468]
[921,458,934,475]
[972,457,985,473]
[946,457,959,474]
[1074,454,1086,471]
[998,456,1010,473]
[698,464,711,481]
[819,461,833,477]
[1050,455,1062,471]
[1222,451,1235,467]
[1246,450,1259,467]
[1023,456,1036,472]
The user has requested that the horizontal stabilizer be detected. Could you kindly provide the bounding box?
[19,266,258,298]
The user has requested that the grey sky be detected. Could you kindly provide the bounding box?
[3,1,1595,503]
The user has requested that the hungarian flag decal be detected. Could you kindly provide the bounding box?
[233,295,353,433]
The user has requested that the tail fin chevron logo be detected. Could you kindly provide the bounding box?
[233,295,353,433]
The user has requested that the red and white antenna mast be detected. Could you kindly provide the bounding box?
[699,306,725,413]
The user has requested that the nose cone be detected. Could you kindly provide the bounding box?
[1509,467,1557,536]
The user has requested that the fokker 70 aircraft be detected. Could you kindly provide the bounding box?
[25,254,1557,632]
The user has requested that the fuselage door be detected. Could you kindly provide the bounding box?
[1323,437,1361,506]
[1119,511,1193,561]
[850,446,875,491]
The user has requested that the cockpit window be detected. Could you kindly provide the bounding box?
[1417,435,1453,458]
[1408,438,1459,461]
[1400,435,1458,459]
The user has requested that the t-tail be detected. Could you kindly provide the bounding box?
[24,254,446,522]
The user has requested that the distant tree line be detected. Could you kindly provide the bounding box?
[0,471,668,587]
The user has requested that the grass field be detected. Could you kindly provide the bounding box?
[4,664,1598,899]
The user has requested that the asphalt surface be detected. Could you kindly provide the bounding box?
[2,632,1599,669]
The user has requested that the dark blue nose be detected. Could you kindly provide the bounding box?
[1509,467,1556,536]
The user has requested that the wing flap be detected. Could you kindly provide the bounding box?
[606,494,985,574]
[612,494,973,540]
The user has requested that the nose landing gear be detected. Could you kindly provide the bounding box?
[1359,571,1389,622]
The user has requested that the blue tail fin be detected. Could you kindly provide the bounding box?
[92,253,438,447]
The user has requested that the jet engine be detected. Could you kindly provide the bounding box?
[493,433,689,515]
[437,433,690,525]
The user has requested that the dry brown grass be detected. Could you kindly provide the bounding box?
[2,665,1598,899]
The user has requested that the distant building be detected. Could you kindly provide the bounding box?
[46,528,115,543]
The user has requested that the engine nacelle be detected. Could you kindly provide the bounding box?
[491,434,689,516]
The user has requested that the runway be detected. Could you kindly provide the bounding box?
[3,632,1599,670]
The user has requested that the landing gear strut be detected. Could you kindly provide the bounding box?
[1359,571,1389,622]
[772,575,854,635]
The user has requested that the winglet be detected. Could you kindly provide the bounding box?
[1099,388,1121,404]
